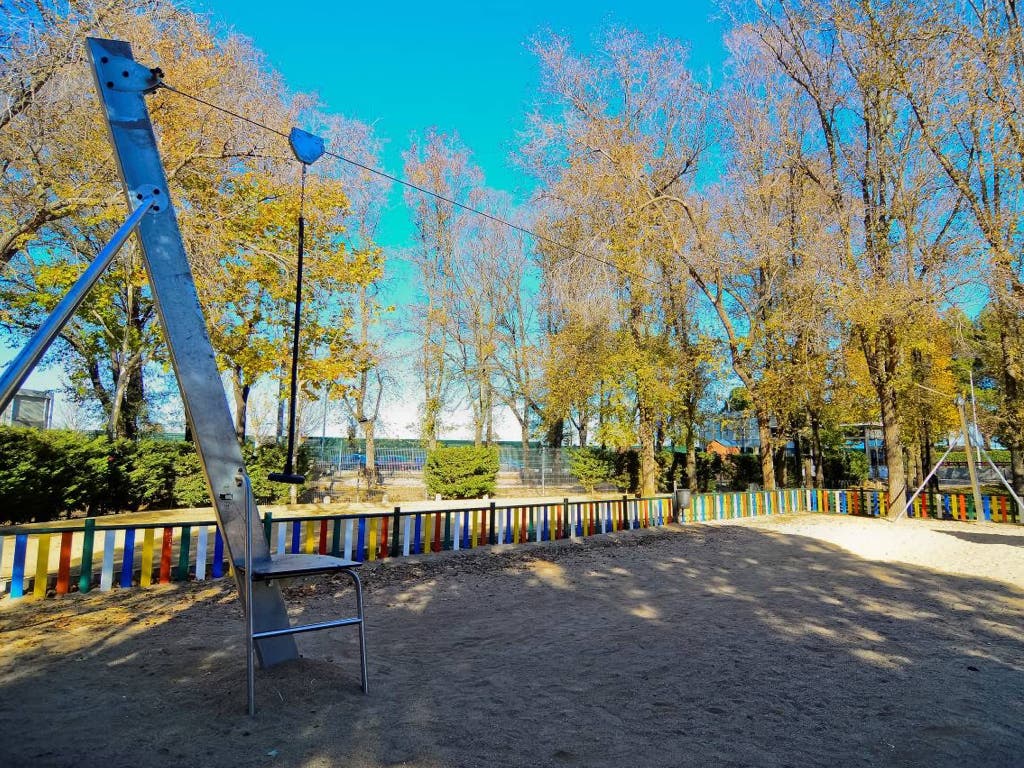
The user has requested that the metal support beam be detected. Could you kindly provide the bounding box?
[0,195,154,414]
[957,397,985,523]
[86,37,297,665]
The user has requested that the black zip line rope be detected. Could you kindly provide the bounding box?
[267,161,308,485]
[157,82,661,288]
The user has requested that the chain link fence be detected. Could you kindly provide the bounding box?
[305,439,583,501]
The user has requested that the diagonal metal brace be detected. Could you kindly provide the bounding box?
[0,195,156,414]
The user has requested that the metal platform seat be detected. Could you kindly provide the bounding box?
[237,474,367,715]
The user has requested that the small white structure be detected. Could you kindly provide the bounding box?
[1,388,54,429]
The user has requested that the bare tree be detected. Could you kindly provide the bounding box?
[403,130,481,449]
[323,117,392,482]
[891,0,1024,492]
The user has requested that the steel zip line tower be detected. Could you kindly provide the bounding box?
[0,37,371,691]
[85,37,299,665]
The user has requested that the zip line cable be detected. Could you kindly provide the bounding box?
[157,82,662,288]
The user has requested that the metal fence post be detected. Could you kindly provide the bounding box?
[390,506,402,558]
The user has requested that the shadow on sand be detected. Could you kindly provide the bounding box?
[1,522,1021,768]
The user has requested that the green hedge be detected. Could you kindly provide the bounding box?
[946,449,1009,463]
[424,445,500,499]
[585,447,857,494]
[0,427,306,524]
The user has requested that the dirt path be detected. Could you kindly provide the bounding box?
[1,516,1021,768]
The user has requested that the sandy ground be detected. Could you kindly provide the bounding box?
[1,515,1021,768]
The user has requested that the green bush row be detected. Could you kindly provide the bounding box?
[0,427,305,525]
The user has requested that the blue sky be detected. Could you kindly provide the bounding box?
[188,0,729,250]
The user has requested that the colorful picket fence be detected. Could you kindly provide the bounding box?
[2,488,1018,602]
[906,490,1020,524]
[0,519,233,601]
[0,495,672,601]
[689,487,1021,524]
[688,488,813,521]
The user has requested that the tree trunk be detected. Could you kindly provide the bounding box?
[756,411,776,490]
[120,364,145,439]
[1011,448,1024,498]
[520,419,531,464]
[861,326,907,517]
[921,420,939,492]
[232,377,251,444]
[878,386,907,517]
[363,419,377,488]
[107,377,126,440]
[638,404,658,497]
[810,415,824,489]
[109,364,144,441]
[481,366,493,446]
[906,442,921,493]
[546,419,564,449]
[998,318,1024,494]
[775,445,789,487]
[423,407,438,452]
[793,433,802,486]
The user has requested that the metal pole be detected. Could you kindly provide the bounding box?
[0,196,155,414]
[957,397,985,522]
[864,424,872,480]
[242,473,256,716]
[969,372,982,465]
[979,447,1024,522]
[279,164,307,480]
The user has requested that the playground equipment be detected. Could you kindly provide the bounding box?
[897,385,1024,521]
[0,37,368,713]
[269,126,326,486]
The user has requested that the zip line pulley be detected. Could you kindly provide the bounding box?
[268,127,326,485]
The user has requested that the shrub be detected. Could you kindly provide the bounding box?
[612,449,640,493]
[169,440,308,508]
[727,453,761,490]
[244,441,309,504]
[568,447,617,492]
[658,450,690,492]
[0,427,311,523]
[424,445,500,499]
[0,428,115,523]
[124,439,180,510]
[171,446,209,508]
[821,446,869,487]
[695,451,723,492]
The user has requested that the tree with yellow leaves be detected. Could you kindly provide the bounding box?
[526,28,711,495]
[735,0,969,512]
[1,0,377,446]
[1,0,296,437]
